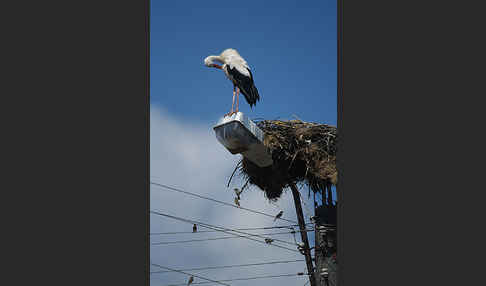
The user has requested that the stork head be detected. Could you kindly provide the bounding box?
[204,55,223,69]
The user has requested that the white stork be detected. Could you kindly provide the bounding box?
[204,49,260,116]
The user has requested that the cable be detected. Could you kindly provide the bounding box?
[163,273,308,286]
[151,231,300,245]
[150,210,299,249]
[291,227,299,245]
[151,263,230,286]
[150,259,305,274]
[151,181,298,224]
[150,224,313,235]
[151,210,298,247]
[150,210,300,252]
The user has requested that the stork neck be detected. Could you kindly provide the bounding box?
[207,55,224,64]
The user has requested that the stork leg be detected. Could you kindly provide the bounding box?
[231,86,236,114]
[236,87,240,113]
[225,86,236,117]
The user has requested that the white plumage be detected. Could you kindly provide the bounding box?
[220,49,250,77]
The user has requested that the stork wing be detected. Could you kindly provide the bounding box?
[226,65,260,108]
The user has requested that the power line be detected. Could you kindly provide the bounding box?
[150,210,299,249]
[151,181,298,224]
[151,231,299,245]
[151,263,230,286]
[150,210,300,252]
[164,273,308,286]
[152,210,299,247]
[150,224,313,235]
[150,259,305,274]
[291,228,298,245]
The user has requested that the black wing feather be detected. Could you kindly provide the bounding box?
[227,66,260,108]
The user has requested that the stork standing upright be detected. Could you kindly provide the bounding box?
[204,49,260,116]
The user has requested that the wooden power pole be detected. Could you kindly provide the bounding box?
[290,183,317,286]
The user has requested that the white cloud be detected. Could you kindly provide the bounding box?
[150,106,313,286]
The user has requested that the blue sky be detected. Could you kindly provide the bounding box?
[151,0,336,125]
[150,1,336,285]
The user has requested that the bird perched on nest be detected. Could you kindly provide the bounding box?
[274,210,284,222]
[187,276,194,286]
[192,224,197,233]
[234,188,242,200]
[204,48,260,117]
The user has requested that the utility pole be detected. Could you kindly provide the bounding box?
[315,223,337,286]
[315,224,326,286]
[314,184,337,286]
[290,183,317,286]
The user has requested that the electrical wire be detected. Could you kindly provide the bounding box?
[151,263,230,286]
[150,210,299,249]
[151,181,298,223]
[163,273,308,286]
[291,227,299,245]
[153,210,298,246]
[150,210,300,252]
[150,224,313,235]
[150,259,305,274]
[151,231,299,245]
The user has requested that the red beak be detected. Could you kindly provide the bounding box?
[211,64,223,69]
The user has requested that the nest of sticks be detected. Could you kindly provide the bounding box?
[230,119,337,201]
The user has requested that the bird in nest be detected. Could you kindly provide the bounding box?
[204,48,260,117]
[274,210,284,222]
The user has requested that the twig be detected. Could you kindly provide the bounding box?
[227,159,242,187]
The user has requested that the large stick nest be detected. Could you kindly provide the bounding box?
[234,119,337,201]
